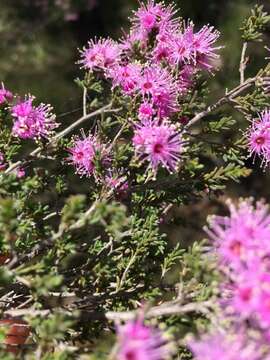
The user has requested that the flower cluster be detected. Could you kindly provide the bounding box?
[207,199,270,327]
[190,198,270,359]
[206,198,270,269]
[0,83,58,141]
[67,133,110,178]
[116,319,173,360]
[247,110,270,167]
[189,330,269,360]
[78,0,221,176]
[11,96,58,140]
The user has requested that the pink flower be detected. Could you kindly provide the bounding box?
[152,41,173,64]
[123,1,179,52]
[108,63,142,95]
[138,102,155,121]
[12,96,34,119]
[221,266,270,329]
[206,198,270,269]
[67,134,109,177]
[189,332,260,360]
[229,269,261,318]
[79,38,121,71]
[0,152,6,171]
[169,25,195,65]
[139,65,178,117]
[207,198,270,328]
[14,167,26,178]
[247,110,270,167]
[192,25,221,70]
[133,121,183,173]
[169,24,221,70]
[132,1,177,34]
[116,320,172,360]
[178,65,195,94]
[0,83,13,104]
[256,272,270,327]
[11,96,58,140]
[139,65,163,96]
[152,89,178,118]
[136,2,158,32]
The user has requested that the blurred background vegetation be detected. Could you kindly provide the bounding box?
[1,0,270,245]
[1,0,269,111]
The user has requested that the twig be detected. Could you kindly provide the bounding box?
[5,300,213,320]
[16,297,33,309]
[69,187,116,231]
[42,211,58,221]
[83,87,87,117]
[5,308,51,317]
[186,76,256,129]
[240,42,248,85]
[52,103,120,141]
[106,300,213,321]
[115,250,138,293]
[109,120,129,150]
[4,104,121,175]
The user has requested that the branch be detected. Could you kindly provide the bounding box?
[4,104,121,175]
[186,76,257,129]
[115,250,138,293]
[239,42,248,84]
[5,300,213,321]
[106,300,213,321]
[83,87,87,117]
[53,103,121,141]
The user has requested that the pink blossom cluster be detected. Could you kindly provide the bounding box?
[80,1,221,92]
[189,330,270,360]
[11,96,58,140]
[78,0,221,175]
[0,83,58,141]
[67,133,109,178]
[116,319,173,360]
[80,39,121,71]
[67,134,128,193]
[207,199,270,328]
[128,2,221,71]
[80,0,221,109]
[247,110,270,167]
[189,198,270,359]
[206,198,270,270]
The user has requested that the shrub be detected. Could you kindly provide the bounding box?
[0,1,270,358]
